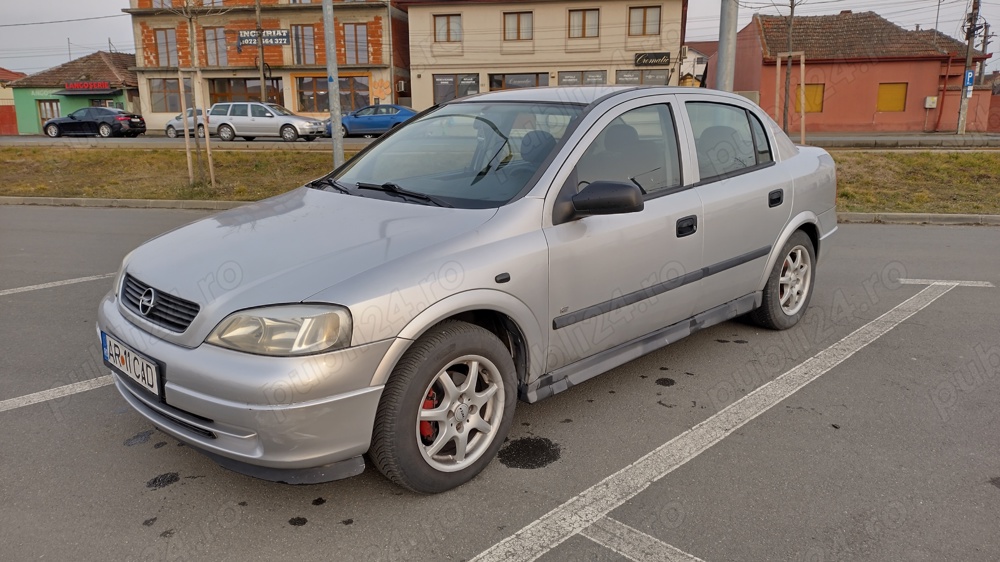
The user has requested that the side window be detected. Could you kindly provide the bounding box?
[574,104,682,196]
[356,107,376,116]
[377,106,397,115]
[686,102,758,182]
[748,113,773,165]
[230,104,248,117]
[210,104,230,116]
[250,104,271,117]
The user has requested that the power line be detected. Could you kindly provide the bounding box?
[0,14,128,28]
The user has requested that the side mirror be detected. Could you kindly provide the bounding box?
[264,113,273,118]
[570,181,644,218]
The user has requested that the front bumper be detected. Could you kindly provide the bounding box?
[97,292,390,478]
[296,123,325,136]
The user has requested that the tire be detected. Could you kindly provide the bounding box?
[750,230,816,330]
[98,123,113,138]
[217,124,235,142]
[45,124,60,138]
[241,137,256,142]
[196,125,205,138]
[165,125,177,139]
[341,124,348,138]
[280,125,298,142]
[371,320,517,494]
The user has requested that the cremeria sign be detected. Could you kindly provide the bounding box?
[634,52,671,67]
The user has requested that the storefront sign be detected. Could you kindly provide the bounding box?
[634,52,671,66]
[238,29,290,46]
[65,81,110,90]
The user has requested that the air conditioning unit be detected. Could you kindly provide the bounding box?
[396,80,407,92]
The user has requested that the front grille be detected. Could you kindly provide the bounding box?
[121,274,200,333]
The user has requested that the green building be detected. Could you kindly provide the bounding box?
[10,51,139,135]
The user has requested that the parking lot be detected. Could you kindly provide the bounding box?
[2,205,999,561]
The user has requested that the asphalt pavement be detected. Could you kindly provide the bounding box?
[0,134,374,151]
[1,206,999,561]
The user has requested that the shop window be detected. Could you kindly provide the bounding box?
[569,9,599,38]
[339,76,370,112]
[615,69,669,85]
[155,29,178,67]
[208,78,283,105]
[434,15,462,43]
[557,71,607,86]
[877,83,907,112]
[489,73,549,91]
[504,12,533,41]
[297,76,329,112]
[433,74,480,104]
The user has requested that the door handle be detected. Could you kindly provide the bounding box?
[676,215,698,238]
[768,189,784,208]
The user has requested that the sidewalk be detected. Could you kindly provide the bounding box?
[806,132,1000,149]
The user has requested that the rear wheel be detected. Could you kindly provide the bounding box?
[341,124,348,138]
[371,320,516,494]
[196,124,205,138]
[165,125,177,138]
[280,125,298,142]
[217,124,235,142]
[750,230,816,330]
[45,124,60,138]
[98,123,113,138]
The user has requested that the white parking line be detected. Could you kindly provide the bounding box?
[471,283,958,562]
[580,517,704,562]
[899,279,994,288]
[0,273,115,297]
[0,376,113,413]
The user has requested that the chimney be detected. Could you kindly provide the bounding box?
[915,24,921,31]
[839,10,852,15]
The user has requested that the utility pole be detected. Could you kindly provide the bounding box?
[977,22,991,84]
[957,0,981,135]
[783,1,797,131]
[716,0,739,91]
[934,0,944,48]
[322,0,345,168]
[255,0,267,102]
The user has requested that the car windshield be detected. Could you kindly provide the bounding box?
[266,104,294,116]
[334,102,584,209]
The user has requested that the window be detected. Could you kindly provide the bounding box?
[230,103,249,117]
[434,15,462,43]
[250,104,272,118]
[339,76,370,112]
[794,84,825,113]
[574,105,681,195]
[377,106,399,115]
[557,71,607,86]
[204,0,223,6]
[204,27,227,67]
[748,113,773,165]
[686,102,762,182]
[569,9,599,38]
[504,12,533,41]
[149,78,192,112]
[297,77,329,112]
[90,99,115,108]
[155,29,178,67]
[292,25,316,65]
[152,0,169,8]
[877,83,908,112]
[344,23,369,64]
[209,78,284,104]
[210,103,230,116]
[629,6,661,36]
[433,74,480,104]
[616,69,669,85]
[489,73,549,91]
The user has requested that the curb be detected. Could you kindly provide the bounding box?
[1,196,999,225]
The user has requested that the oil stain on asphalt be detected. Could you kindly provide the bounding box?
[498,437,560,469]
[124,429,154,447]
[312,497,326,506]
[656,377,676,387]
[146,472,180,489]
[289,517,308,526]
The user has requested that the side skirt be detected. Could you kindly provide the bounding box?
[519,292,759,403]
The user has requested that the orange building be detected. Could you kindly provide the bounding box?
[125,0,411,132]
[712,11,993,133]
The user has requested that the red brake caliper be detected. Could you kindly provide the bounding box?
[420,389,438,442]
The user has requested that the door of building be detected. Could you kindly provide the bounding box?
[37,100,61,130]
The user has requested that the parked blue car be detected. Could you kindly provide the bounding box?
[327,104,417,137]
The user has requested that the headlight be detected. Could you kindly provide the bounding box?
[206,305,352,356]
[113,250,134,297]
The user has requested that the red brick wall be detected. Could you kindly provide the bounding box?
[223,18,284,67]
[392,12,409,71]
[136,0,281,8]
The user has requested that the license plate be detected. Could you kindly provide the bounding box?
[102,332,159,396]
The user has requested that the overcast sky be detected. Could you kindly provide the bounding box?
[1,0,996,76]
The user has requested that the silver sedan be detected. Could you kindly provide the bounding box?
[97,86,836,493]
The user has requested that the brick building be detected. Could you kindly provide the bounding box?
[712,11,993,133]
[124,0,410,132]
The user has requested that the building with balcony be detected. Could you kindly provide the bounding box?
[124,0,411,131]
[404,0,689,110]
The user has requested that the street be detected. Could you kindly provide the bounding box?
[0,134,375,151]
[1,206,998,561]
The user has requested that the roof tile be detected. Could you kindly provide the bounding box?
[9,51,137,89]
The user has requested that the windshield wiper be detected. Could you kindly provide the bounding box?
[311,177,352,194]
[356,182,453,208]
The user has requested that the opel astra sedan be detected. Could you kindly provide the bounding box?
[98,86,837,493]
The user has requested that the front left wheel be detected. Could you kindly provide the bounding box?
[280,125,298,142]
[371,320,517,494]
[45,124,60,138]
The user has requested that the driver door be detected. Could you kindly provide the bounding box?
[64,109,88,134]
[543,97,705,371]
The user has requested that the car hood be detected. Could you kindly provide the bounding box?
[123,187,497,344]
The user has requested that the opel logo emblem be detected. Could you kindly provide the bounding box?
[138,288,157,316]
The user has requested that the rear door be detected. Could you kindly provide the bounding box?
[544,96,704,370]
[228,103,250,134]
[679,96,793,314]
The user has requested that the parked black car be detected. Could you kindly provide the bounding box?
[43,107,146,138]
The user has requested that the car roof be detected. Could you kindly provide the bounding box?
[453,86,753,107]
